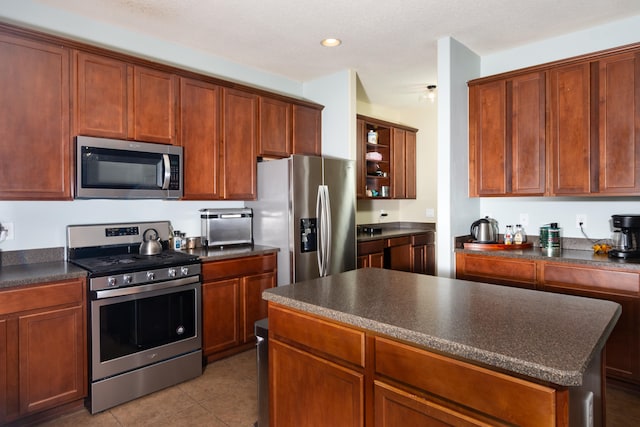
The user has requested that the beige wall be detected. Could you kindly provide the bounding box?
[355,100,438,225]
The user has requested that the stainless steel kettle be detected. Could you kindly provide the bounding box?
[470,217,498,243]
[139,228,163,255]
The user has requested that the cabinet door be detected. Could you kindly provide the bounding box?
[404,130,417,199]
[549,62,593,195]
[469,80,507,196]
[387,237,412,272]
[258,96,291,158]
[292,104,322,155]
[202,278,240,356]
[598,51,640,195]
[221,88,257,199]
[270,339,364,427]
[74,51,128,138]
[356,119,367,198]
[391,128,407,198]
[241,271,276,343]
[511,72,546,195]
[132,66,177,144]
[0,35,71,200]
[180,77,221,199]
[18,305,85,416]
[0,318,6,423]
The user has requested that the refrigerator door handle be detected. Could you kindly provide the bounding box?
[316,185,324,277]
[322,185,332,276]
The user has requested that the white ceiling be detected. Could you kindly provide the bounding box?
[38,0,640,108]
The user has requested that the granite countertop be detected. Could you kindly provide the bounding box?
[0,261,88,290]
[263,268,621,387]
[180,244,278,262]
[357,222,436,242]
[455,245,640,272]
[0,245,279,291]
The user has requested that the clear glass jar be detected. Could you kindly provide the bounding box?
[504,225,514,245]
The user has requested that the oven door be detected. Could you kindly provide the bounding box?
[90,276,201,381]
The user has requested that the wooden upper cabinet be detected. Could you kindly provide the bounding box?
[469,71,545,197]
[292,103,322,155]
[0,34,71,200]
[221,88,257,200]
[511,72,546,195]
[549,62,593,195]
[356,119,367,198]
[598,51,640,195]
[404,130,417,199]
[74,52,128,139]
[258,96,292,158]
[391,128,407,198]
[74,52,177,144]
[180,77,221,200]
[469,80,507,196]
[132,66,177,144]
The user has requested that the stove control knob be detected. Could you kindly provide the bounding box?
[146,271,155,281]
[123,275,133,285]
[168,268,177,278]
[181,266,189,276]
[107,277,117,287]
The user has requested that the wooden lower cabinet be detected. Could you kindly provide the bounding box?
[269,304,567,427]
[202,252,276,362]
[0,278,87,425]
[456,252,640,387]
[358,231,435,275]
[270,340,364,427]
[357,240,384,269]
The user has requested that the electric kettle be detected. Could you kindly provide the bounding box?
[470,217,499,243]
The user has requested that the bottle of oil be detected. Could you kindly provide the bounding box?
[514,224,527,244]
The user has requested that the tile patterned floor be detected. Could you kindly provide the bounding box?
[37,348,640,426]
[39,349,258,427]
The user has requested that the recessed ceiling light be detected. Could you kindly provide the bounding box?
[321,38,341,47]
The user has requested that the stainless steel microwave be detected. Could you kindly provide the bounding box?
[75,136,183,199]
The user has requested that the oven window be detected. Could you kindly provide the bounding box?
[99,288,196,362]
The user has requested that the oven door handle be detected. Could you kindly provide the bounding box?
[93,275,200,299]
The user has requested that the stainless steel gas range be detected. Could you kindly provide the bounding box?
[67,221,202,414]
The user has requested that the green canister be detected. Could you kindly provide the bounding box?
[540,223,561,255]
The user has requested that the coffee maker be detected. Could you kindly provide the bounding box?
[609,214,640,259]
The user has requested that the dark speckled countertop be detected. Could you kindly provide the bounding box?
[0,245,278,290]
[263,268,621,387]
[357,221,435,242]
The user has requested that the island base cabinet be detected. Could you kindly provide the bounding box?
[270,339,364,427]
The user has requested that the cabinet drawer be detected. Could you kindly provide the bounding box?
[375,337,559,427]
[203,252,277,281]
[411,232,434,246]
[0,278,85,316]
[542,263,640,295]
[457,254,536,286]
[358,239,385,256]
[269,304,364,367]
[386,236,410,247]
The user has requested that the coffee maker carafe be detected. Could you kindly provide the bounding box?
[609,215,640,259]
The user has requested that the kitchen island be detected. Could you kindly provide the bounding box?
[263,268,621,427]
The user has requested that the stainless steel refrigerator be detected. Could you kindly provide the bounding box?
[247,155,356,286]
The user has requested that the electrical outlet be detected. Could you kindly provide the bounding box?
[1,222,14,240]
[519,213,529,227]
[425,208,435,218]
[380,210,388,217]
[576,214,587,229]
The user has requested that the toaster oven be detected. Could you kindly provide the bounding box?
[200,208,253,247]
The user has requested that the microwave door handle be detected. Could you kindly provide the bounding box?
[161,154,171,189]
